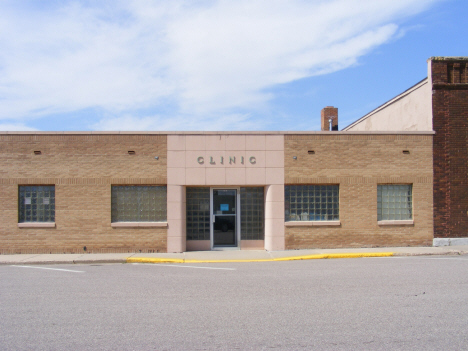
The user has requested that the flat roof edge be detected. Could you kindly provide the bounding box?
[281,131,435,135]
[429,56,468,61]
[0,131,435,135]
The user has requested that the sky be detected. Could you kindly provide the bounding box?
[0,0,465,132]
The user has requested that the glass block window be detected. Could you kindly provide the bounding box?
[240,187,264,240]
[285,185,339,221]
[377,184,412,221]
[19,185,55,222]
[186,187,210,240]
[111,186,167,222]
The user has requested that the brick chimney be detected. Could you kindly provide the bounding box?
[321,106,338,131]
[429,57,468,238]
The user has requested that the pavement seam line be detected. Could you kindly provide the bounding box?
[21,254,41,262]
[125,252,394,264]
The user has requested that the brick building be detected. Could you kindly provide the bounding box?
[345,56,468,245]
[431,58,468,242]
[0,57,465,254]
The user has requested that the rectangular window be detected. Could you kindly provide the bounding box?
[240,187,264,240]
[19,185,55,222]
[285,185,339,221]
[111,186,167,222]
[377,184,412,221]
[186,187,210,240]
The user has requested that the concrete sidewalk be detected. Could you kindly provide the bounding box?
[1,245,468,265]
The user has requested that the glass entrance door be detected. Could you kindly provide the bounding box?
[211,189,238,248]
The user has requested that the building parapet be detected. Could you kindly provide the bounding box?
[0,131,435,135]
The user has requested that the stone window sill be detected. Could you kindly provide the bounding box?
[111,222,168,228]
[285,221,341,227]
[18,222,56,228]
[378,220,414,226]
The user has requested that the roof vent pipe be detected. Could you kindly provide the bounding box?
[321,106,338,131]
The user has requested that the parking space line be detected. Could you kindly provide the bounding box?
[133,263,235,270]
[11,265,85,273]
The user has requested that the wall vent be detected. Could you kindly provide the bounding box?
[403,150,410,154]
[308,150,315,154]
[128,151,136,155]
[34,151,42,155]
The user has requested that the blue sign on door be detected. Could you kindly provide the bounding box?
[220,204,229,211]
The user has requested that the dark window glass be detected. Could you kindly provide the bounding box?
[240,187,264,240]
[186,187,210,240]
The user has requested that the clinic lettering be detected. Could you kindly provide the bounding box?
[197,156,256,165]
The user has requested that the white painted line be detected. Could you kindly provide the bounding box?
[11,265,85,273]
[133,263,235,270]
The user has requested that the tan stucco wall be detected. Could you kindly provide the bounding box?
[344,80,432,131]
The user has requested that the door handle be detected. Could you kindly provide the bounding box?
[212,215,216,223]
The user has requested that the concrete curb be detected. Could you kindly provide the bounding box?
[393,250,468,257]
[74,259,128,264]
[0,259,128,266]
[126,252,394,264]
[2,248,468,266]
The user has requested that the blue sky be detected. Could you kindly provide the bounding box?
[0,0,464,132]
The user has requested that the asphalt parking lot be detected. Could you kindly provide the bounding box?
[1,256,468,350]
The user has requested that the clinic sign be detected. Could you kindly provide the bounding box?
[197,156,256,165]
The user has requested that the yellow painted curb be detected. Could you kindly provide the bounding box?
[274,252,394,261]
[127,257,185,264]
[185,259,272,263]
[126,252,393,264]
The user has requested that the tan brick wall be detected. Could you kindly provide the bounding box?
[0,134,167,254]
[0,132,434,253]
[284,134,433,249]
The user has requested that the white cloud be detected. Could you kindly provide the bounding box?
[0,123,38,131]
[0,0,441,130]
[91,113,263,131]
